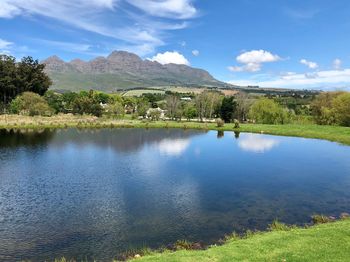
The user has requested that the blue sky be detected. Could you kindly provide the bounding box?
[1,0,350,90]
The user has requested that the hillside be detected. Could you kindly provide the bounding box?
[42,51,229,92]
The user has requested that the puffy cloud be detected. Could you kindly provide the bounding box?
[148,51,190,65]
[236,50,281,64]
[126,0,197,19]
[192,50,199,56]
[228,50,281,72]
[333,58,342,70]
[300,59,318,69]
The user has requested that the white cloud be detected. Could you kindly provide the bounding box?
[228,50,281,72]
[0,2,21,18]
[238,134,280,153]
[228,68,350,89]
[236,50,281,64]
[300,59,318,69]
[148,51,190,65]
[192,50,199,56]
[126,0,197,19]
[0,38,14,55]
[333,58,342,70]
[0,38,13,49]
[0,0,198,56]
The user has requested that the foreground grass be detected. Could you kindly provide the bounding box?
[134,219,350,262]
[1,114,350,145]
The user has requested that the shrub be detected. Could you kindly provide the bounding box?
[148,109,161,121]
[216,118,225,127]
[10,92,53,116]
[234,119,240,128]
[332,92,350,126]
[249,98,290,124]
[174,240,193,250]
[105,101,124,118]
[311,214,332,224]
[72,96,102,117]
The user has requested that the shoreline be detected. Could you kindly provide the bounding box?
[129,217,350,262]
[1,115,350,145]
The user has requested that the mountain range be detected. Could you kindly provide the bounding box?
[42,51,229,92]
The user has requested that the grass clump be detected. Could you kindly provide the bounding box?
[268,219,295,231]
[311,214,334,224]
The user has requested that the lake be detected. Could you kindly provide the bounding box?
[0,128,350,261]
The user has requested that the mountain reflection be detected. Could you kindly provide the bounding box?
[238,133,280,153]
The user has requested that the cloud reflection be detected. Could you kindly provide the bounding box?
[157,138,190,156]
[238,134,280,153]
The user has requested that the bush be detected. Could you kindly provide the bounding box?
[311,214,332,224]
[269,220,294,231]
[216,118,225,127]
[10,92,53,116]
[249,98,290,124]
[332,93,350,126]
[148,109,161,121]
[72,96,103,117]
[105,101,124,118]
[234,119,240,128]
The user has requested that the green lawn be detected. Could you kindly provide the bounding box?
[135,219,350,262]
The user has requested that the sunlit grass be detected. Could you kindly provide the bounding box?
[1,114,350,145]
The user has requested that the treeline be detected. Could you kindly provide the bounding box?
[1,55,349,127]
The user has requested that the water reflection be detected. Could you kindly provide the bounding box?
[156,138,191,156]
[1,128,350,261]
[238,133,280,153]
[217,130,224,139]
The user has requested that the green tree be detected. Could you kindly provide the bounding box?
[311,92,344,125]
[0,55,17,105]
[220,96,237,123]
[136,99,150,118]
[0,55,52,104]
[10,92,53,116]
[44,90,64,113]
[105,101,124,118]
[72,96,103,117]
[249,98,289,124]
[166,95,181,120]
[183,103,197,121]
[332,92,350,126]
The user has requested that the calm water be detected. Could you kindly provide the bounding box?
[0,128,350,261]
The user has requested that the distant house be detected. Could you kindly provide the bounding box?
[181,97,192,101]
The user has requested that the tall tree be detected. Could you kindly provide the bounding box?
[220,96,237,123]
[0,55,52,105]
[166,95,180,120]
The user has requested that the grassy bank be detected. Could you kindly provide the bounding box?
[1,114,350,145]
[133,219,350,262]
